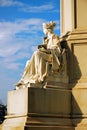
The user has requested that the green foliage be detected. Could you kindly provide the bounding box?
[0,104,7,124]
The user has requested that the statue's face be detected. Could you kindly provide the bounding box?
[43,28,48,35]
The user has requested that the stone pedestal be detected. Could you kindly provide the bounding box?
[1,87,74,130]
[2,82,87,130]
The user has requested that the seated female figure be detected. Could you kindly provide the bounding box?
[15,22,62,89]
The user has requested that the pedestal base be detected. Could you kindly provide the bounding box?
[1,86,87,130]
[1,87,72,130]
[2,116,74,130]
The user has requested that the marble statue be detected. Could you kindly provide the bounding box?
[15,22,66,89]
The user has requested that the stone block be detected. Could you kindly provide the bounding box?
[7,87,71,116]
[2,87,72,130]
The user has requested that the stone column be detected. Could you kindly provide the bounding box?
[60,0,87,129]
[60,0,87,83]
[60,0,87,34]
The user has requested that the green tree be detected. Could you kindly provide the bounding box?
[0,103,7,124]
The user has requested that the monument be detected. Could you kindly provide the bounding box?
[1,0,87,130]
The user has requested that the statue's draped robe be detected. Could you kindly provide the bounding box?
[20,34,61,84]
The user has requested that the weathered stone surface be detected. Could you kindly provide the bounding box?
[2,87,72,130]
[2,84,87,130]
[7,87,71,116]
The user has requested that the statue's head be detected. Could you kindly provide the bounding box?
[43,21,56,34]
[43,21,56,29]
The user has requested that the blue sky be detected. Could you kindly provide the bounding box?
[0,0,60,104]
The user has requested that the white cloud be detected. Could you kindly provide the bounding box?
[20,3,55,13]
[0,18,46,70]
[0,18,44,38]
[0,0,59,13]
[0,0,23,7]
